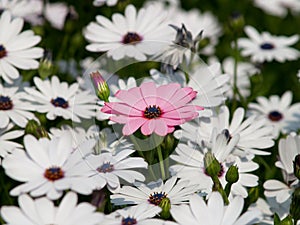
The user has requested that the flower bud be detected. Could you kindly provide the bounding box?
[25,120,49,139]
[204,151,221,178]
[281,215,294,225]
[293,154,300,180]
[159,197,171,219]
[225,165,239,183]
[290,187,300,222]
[38,50,54,79]
[90,71,110,102]
[229,11,245,34]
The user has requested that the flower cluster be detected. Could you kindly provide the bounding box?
[1,0,300,225]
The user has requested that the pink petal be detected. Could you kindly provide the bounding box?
[141,120,155,135]
[167,126,175,133]
[110,115,128,124]
[153,119,168,136]
[168,87,194,104]
[157,83,181,101]
[140,82,157,106]
[101,102,142,116]
[122,118,147,135]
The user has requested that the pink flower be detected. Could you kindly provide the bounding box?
[101,82,203,136]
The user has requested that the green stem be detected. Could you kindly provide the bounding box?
[232,37,239,111]
[157,145,165,180]
[212,176,229,205]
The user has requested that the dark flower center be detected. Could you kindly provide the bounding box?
[268,110,283,122]
[204,162,224,177]
[144,105,162,119]
[0,44,7,58]
[97,162,114,173]
[0,95,13,110]
[122,32,143,44]
[260,43,275,50]
[122,217,137,225]
[51,97,69,108]
[44,166,64,181]
[148,191,167,205]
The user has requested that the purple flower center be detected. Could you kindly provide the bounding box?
[0,44,7,58]
[51,97,69,108]
[44,166,64,181]
[122,32,143,44]
[260,42,275,50]
[148,191,167,205]
[122,217,137,225]
[268,110,283,122]
[97,162,114,173]
[144,105,162,119]
[0,95,13,110]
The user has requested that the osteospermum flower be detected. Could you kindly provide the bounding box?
[83,149,148,191]
[102,204,165,225]
[237,26,300,63]
[170,192,262,225]
[1,192,104,225]
[101,82,203,136]
[0,123,23,158]
[247,91,300,138]
[175,105,274,156]
[0,84,35,129]
[84,4,172,61]
[0,11,43,83]
[253,0,300,17]
[111,176,200,207]
[170,131,259,197]
[2,133,96,200]
[24,76,96,122]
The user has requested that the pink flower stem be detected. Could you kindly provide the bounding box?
[157,144,166,180]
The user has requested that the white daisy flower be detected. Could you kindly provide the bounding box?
[237,26,300,63]
[0,0,42,23]
[50,125,131,154]
[24,76,96,123]
[175,105,274,156]
[0,84,35,129]
[222,57,259,99]
[170,131,259,197]
[0,11,43,83]
[0,123,23,158]
[253,0,300,18]
[276,133,300,182]
[83,149,148,191]
[1,192,104,225]
[84,4,172,61]
[247,91,300,138]
[170,8,222,55]
[111,176,200,207]
[171,192,262,225]
[102,204,165,225]
[93,0,118,7]
[2,132,96,200]
[187,62,230,112]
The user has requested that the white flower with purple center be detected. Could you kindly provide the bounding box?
[247,91,300,138]
[170,131,259,197]
[0,11,43,83]
[24,76,96,122]
[2,132,96,200]
[102,204,166,225]
[175,105,274,156]
[0,192,104,225]
[0,123,24,158]
[83,149,147,191]
[84,4,172,61]
[237,26,300,63]
[111,176,200,207]
[0,84,35,129]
